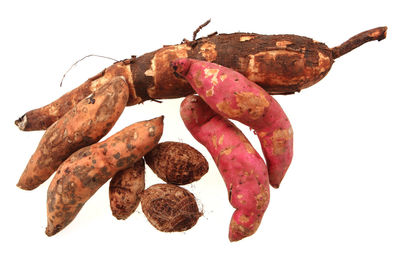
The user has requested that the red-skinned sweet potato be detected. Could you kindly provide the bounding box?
[46,116,164,236]
[180,95,270,241]
[173,58,292,188]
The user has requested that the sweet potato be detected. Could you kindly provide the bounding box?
[144,141,209,185]
[109,158,145,220]
[16,27,387,131]
[173,58,292,188]
[46,116,164,236]
[141,183,201,232]
[180,95,270,241]
[17,76,129,190]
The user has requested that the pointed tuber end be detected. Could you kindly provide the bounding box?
[15,114,27,131]
[331,26,388,59]
[271,183,280,189]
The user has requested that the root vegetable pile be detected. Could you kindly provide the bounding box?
[46,116,164,236]
[14,22,387,241]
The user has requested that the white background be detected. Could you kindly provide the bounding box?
[1,0,399,266]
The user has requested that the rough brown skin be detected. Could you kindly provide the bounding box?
[45,116,164,236]
[15,60,140,131]
[109,158,145,220]
[17,77,129,190]
[141,184,201,232]
[16,27,387,131]
[144,141,209,185]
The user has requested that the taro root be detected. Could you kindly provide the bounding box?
[141,184,201,232]
[144,141,209,185]
[109,158,146,220]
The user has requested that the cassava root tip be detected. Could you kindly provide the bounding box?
[331,26,387,59]
[15,115,27,131]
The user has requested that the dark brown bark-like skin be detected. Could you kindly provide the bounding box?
[144,142,209,185]
[109,158,145,220]
[17,77,129,190]
[331,26,387,59]
[45,116,164,236]
[141,184,201,232]
[16,27,387,131]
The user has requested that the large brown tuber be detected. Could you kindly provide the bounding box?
[15,26,387,131]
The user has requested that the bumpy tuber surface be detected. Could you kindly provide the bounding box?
[109,158,145,220]
[141,183,201,232]
[173,58,293,188]
[144,141,209,185]
[46,116,164,236]
[15,27,387,131]
[180,95,270,241]
[17,77,129,190]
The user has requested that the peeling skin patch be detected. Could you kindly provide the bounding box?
[218,135,224,145]
[240,35,255,42]
[318,51,331,73]
[219,73,227,82]
[235,92,270,120]
[200,42,217,62]
[216,101,241,118]
[275,40,293,48]
[194,70,203,89]
[271,127,293,155]
[206,88,214,97]
[204,68,220,86]
[148,126,156,137]
[212,135,218,149]
[239,214,250,223]
[246,50,307,86]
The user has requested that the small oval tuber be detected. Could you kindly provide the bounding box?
[141,184,201,232]
[144,141,209,185]
[109,158,146,220]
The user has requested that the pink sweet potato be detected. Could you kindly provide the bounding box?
[180,95,270,242]
[173,58,293,188]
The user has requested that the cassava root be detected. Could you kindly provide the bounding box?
[15,26,387,131]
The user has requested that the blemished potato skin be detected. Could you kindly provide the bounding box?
[15,27,387,131]
[141,184,201,232]
[144,141,209,185]
[17,76,129,190]
[109,158,145,220]
[173,58,293,189]
[15,61,140,131]
[45,116,164,236]
[180,95,270,242]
